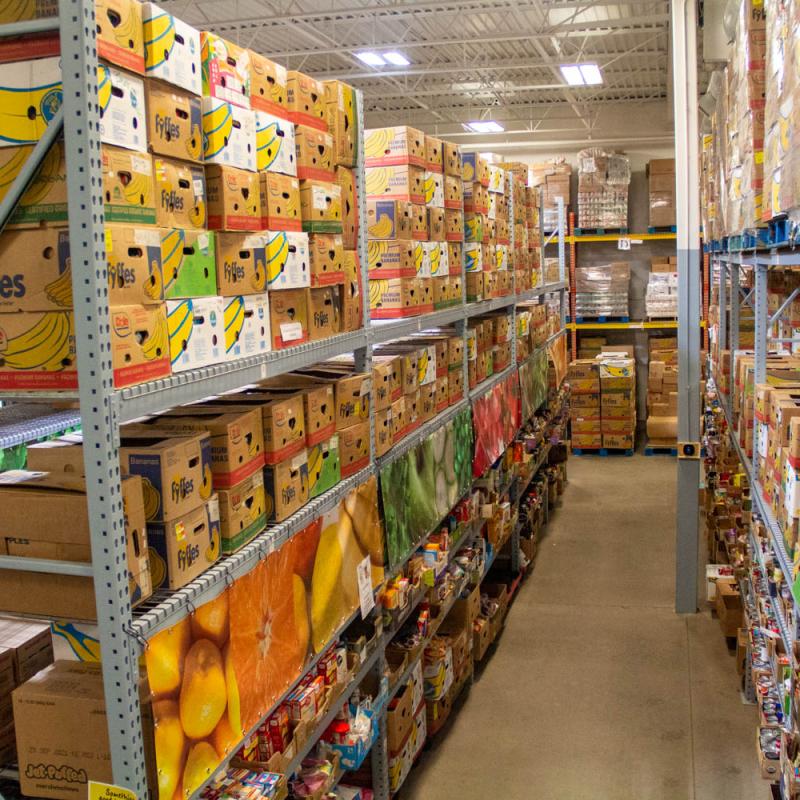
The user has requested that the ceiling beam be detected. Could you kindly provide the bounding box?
[255,21,667,59]
[309,50,666,81]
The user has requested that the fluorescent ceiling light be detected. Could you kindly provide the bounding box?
[579,63,603,85]
[464,121,504,133]
[383,51,410,66]
[560,62,603,86]
[356,52,385,67]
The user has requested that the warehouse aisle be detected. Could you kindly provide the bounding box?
[402,455,762,800]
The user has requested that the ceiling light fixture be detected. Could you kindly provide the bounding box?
[383,51,410,66]
[464,121,504,133]
[560,62,603,86]
[356,52,386,67]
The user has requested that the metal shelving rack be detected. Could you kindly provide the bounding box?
[0,8,569,788]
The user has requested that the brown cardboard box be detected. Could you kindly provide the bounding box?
[367,239,416,279]
[0,473,150,619]
[106,224,163,305]
[336,166,358,249]
[147,497,221,588]
[145,81,203,162]
[102,145,156,225]
[269,287,309,348]
[259,172,301,231]
[443,142,461,177]
[372,357,400,411]
[391,396,407,442]
[364,126,425,168]
[206,164,261,231]
[153,156,205,229]
[120,431,211,520]
[109,303,172,388]
[367,199,413,240]
[286,70,326,128]
[375,408,393,457]
[249,50,288,116]
[295,124,334,181]
[324,81,356,167]
[215,232,268,296]
[387,679,414,753]
[264,453,309,522]
[339,420,370,477]
[299,179,343,229]
[425,135,443,172]
[14,662,114,798]
[715,579,742,637]
[341,249,362,332]
[306,286,340,339]
[0,618,53,685]
[217,471,267,553]
[147,405,265,488]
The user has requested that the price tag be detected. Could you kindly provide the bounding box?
[280,322,303,342]
[617,237,631,251]
[357,556,374,618]
[89,782,138,800]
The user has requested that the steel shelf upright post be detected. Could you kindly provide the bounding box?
[672,0,702,614]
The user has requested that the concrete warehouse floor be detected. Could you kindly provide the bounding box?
[402,454,764,800]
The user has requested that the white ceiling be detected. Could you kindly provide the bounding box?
[166,0,678,154]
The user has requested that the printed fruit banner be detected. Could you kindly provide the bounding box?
[472,372,521,477]
[548,333,568,388]
[519,350,548,421]
[145,476,385,800]
[380,408,473,568]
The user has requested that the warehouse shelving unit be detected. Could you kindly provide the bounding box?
[0,6,570,795]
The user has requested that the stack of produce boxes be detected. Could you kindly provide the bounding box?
[599,356,636,451]
[646,337,678,448]
[525,185,543,287]
[505,168,528,291]
[568,360,601,449]
[442,140,465,309]
[576,148,630,230]
[365,126,430,318]
[487,161,512,299]
[422,135,447,310]
[463,152,490,301]
[530,160,571,230]
[386,659,426,794]
[763,0,799,221]
[466,318,496,389]
[723,0,765,231]
[0,4,361,389]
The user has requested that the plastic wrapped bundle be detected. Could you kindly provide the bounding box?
[645,272,678,318]
[574,262,630,318]
[577,149,630,229]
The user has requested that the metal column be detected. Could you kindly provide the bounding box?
[730,259,739,357]
[59,0,147,790]
[672,0,702,614]
[752,263,768,479]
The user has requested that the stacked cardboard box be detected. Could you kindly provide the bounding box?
[568,359,601,449]
[0,618,53,765]
[647,158,676,228]
[599,356,636,450]
[466,317,499,389]
[578,335,606,360]
[646,257,678,318]
[529,160,571,231]
[764,0,799,220]
[505,170,529,291]
[646,337,678,447]
[576,148,630,230]
[463,155,512,303]
[365,128,463,317]
[386,658,426,793]
[574,262,630,319]
[0,6,361,389]
[524,185,543,287]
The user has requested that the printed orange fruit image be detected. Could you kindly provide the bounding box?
[191,591,229,648]
[229,547,306,732]
[179,639,227,739]
[210,713,237,759]
[223,642,242,736]
[147,616,192,698]
[153,699,186,800]
[290,518,321,580]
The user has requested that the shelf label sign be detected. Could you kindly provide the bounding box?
[357,555,374,618]
[89,782,137,800]
[617,237,631,251]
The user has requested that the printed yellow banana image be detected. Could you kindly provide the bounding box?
[462,161,474,181]
[106,4,143,53]
[144,259,163,301]
[98,63,112,117]
[143,7,176,70]
[200,464,213,500]
[0,62,62,146]
[364,128,392,159]
[368,280,385,307]
[424,174,436,205]
[167,299,194,365]
[45,265,73,308]
[368,213,392,238]
[256,120,280,171]
[186,124,202,161]
[203,102,233,160]
[251,258,266,291]
[161,229,184,292]
[367,240,385,269]
[366,168,390,196]
[142,312,168,361]
[417,350,429,384]
[51,622,101,663]
[0,312,74,371]
[465,249,478,271]
[123,172,154,210]
[224,296,245,353]
[141,476,161,520]
[266,232,289,285]
[414,243,424,274]
[429,244,441,275]
[189,198,206,228]
[307,445,322,481]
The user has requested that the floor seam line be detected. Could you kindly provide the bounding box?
[685,617,698,800]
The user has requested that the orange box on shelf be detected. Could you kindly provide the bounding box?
[259,172,301,231]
